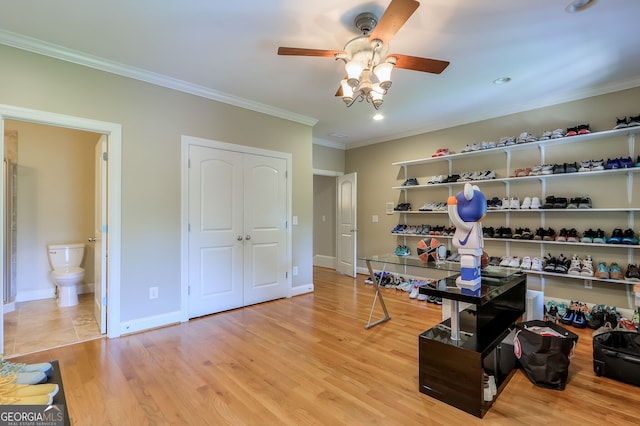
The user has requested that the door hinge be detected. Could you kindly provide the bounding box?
[102,152,108,161]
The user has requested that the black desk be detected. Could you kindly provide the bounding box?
[418,272,526,418]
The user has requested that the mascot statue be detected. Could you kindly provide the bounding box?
[448,183,487,290]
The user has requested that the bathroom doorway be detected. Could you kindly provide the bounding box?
[2,121,103,356]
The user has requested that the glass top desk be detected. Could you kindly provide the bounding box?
[359,254,524,338]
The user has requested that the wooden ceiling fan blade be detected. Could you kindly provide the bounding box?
[369,0,420,44]
[335,85,343,97]
[390,54,450,74]
[277,47,343,57]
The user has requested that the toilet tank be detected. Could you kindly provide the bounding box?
[47,243,85,269]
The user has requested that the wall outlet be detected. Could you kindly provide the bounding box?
[372,215,379,223]
[293,266,298,276]
[149,286,159,299]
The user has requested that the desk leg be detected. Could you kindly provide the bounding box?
[364,259,391,329]
[450,300,460,340]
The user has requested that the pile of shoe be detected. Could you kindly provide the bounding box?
[364,271,394,285]
[567,254,594,276]
[0,358,57,405]
[558,301,590,328]
[543,253,572,274]
[427,175,447,184]
[516,132,538,144]
[401,178,419,186]
[603,228,638,245]
[541,195,592,209]
[613,115,640,129]
[578,159,605,172]
[604,157,636,169]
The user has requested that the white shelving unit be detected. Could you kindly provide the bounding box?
[391,126,640,288]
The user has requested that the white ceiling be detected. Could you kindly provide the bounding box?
[1,0,639,149]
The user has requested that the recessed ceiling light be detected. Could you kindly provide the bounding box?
[373,113,384,121]
[565,0,597,13]
[493,77,511,85]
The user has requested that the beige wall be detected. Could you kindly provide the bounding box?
[313,144,344,173]
[0,45,313,324]
[346,86,640,310]
[8,121,96,300]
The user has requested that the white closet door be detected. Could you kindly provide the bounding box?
[242,154,288,305]
[188,145,244,317]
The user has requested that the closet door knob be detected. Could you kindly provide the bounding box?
[237,235,243,241]
[245,235,251,240]
[88,237,96,243]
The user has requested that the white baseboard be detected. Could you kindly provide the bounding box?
[313,255,336,269]
[119,310,183,336]
[291,283,314,296]
[15,288,56,302]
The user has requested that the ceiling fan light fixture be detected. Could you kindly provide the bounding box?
[340,79,354,105]
[345,60,364,87]
[373,61,394,90]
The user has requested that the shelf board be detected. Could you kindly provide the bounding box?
[524,269,637,286]
[393,167,640,189]
[392,126,640,167]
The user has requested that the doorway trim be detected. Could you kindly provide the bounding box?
[0,103,122,341]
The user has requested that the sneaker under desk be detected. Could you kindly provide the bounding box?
[360,255,526,418]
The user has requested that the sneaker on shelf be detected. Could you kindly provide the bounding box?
[620,156,635,168]
[554,254,570,274]
[628,115,640,127]
[530,197,541,209]
[565,126,578,137]
[614,117,628,129]
[578,160,592,172]
[596,262,610,279]
[521,197,532,209]
[625,264,640,281]
[606,158,621,170]
[607,228,624,244]
[543,254,556,272]
[568,255,581,275]
[577,124,591,135]
[609,262,623,280]
[501,198,510,210]
[509,256,521,268]
[566,198,580,209]
[566,228,579,243]
[556,228,568,242]
[531,257,543,271]
[543,228,556,241]
[622,229,638,245]
[522,228,533,240]
[590,159,605,171]
[520,256,532,269]
[592,229,607,244]
[499,256,512,267]
[578,196,592,209]
[580,255,594,277]
[581,229,595,243]
[533,227,545,241]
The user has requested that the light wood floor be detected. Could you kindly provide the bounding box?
[4,293,102,358]
[11,267,640,425]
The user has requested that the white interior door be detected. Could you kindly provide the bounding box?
[242,154,287,305]
[94,135,107,334]
[188,145,244,317]
[337,172,357,277]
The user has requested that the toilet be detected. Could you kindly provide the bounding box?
[47,243,85,307]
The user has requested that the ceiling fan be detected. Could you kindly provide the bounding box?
[277,0,449,109]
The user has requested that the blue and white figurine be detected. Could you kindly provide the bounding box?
[448,183,487,291]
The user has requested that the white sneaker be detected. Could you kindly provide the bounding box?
[501,198,510,209]
[520,256,532,269]
[521,197,532,209]
[580,255,594,276]
[409,284,420,299]
[499,256,512,267]
[509,256,521,267]
[568,255,582,275]
[510,197,520,209]
[530,197,541,209]
[531,257,543,271]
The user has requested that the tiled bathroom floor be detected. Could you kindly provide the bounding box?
[3,293,103,358]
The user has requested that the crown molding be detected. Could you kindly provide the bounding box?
[0,29,318,127]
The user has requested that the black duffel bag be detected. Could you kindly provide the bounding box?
[593,325,640,386]
[513,320,579,390]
